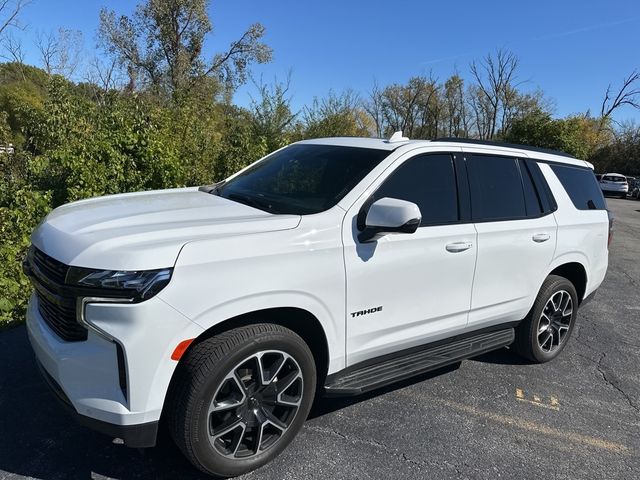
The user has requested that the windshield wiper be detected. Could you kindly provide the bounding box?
[198,180,226,195]
[226,192,278,213]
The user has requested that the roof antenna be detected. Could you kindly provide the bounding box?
[387,130,409,143]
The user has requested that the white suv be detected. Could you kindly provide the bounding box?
[598,173,628,198]
[25,134,610,477]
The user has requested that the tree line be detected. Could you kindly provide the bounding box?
[1,0,639,326]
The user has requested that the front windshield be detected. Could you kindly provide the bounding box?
[216,144,390,215]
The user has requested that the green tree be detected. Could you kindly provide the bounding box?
[591,122,640,175]
[99,0,272,97]
[249,77,297,152]
[504,110,608,159]
[302,90,372,138]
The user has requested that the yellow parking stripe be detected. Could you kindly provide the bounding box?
[437,397,629,454]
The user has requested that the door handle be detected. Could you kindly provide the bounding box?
[532,233,550,243]
[445,241,473,253]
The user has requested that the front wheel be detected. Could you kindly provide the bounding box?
[513,275,578,363]
[168,324,317,477]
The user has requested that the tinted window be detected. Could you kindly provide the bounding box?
[468,155,526,221]
[525,159,557,214]
[519,160,543,216]
[370,154,459,226]
[551,164,607,210]
[218,144,389,215]
[603,175,626,183]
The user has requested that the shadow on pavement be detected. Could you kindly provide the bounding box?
[0,326,215,479]
[0,326,462,480]
[469,346,531,366]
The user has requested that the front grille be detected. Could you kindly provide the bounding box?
[28,247,88,342]
[32,247,69,285]
[36,291,87,341]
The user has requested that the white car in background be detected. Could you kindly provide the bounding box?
[598,173,628,198]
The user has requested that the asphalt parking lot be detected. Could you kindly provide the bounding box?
[1,198,639,480]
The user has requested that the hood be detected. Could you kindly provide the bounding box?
[31,187,300,270]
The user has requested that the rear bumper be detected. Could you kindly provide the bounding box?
[601,188,628,195]
[36,360,158,447]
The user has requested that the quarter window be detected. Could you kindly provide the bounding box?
[551,164,607,210]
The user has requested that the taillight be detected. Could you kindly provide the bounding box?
[607,211,614,248]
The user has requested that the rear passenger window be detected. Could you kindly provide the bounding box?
[370,154,459,226]
[550,164,607,210]
[467,155,526,221]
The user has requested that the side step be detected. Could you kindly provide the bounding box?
[324,328,515,396]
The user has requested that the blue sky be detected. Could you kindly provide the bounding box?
[13,0,640,122]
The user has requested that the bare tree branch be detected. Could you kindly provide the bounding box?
[469,48,519,139]
[0,0,30,37]
[0,31,25,79]
[35,28,84,77]
[85,57,122,94]
[35,30,57,74]
[600,70,640,120]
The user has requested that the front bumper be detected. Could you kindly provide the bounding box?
[26,292,203,445]
[36,359,159,447]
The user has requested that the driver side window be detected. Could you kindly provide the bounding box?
[359,154,459,229]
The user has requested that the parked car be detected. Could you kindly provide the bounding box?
[599,173,628,198]
[629,178,640,200]
[24,134,610,477]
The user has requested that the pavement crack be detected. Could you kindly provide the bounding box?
[596,352,640,415]
[400,452,424,468]
[304,424,392,451]
[620,269,640,289]
[573,324,601,357]
[304,424,451,472]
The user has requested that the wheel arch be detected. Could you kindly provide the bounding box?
[547,261,588,304]
[164,307,331,409]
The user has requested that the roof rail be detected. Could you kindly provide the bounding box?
[431,137,576,159]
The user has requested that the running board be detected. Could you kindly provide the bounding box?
[324,328,515,396]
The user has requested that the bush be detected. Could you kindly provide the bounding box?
[0,186,51,327]
[0,72,274,327]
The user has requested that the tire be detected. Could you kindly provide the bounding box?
[513,275,578,363]
[168,324,317,478]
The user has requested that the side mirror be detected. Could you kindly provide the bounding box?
[358,197,421,243]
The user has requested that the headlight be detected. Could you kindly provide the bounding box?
[66,267,173,301]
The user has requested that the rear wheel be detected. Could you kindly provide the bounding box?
[168,324,316,477]
[513,275,578,363]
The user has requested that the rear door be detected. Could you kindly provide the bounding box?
[464,153,558,329]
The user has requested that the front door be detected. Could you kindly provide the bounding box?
[342,152,477,366]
